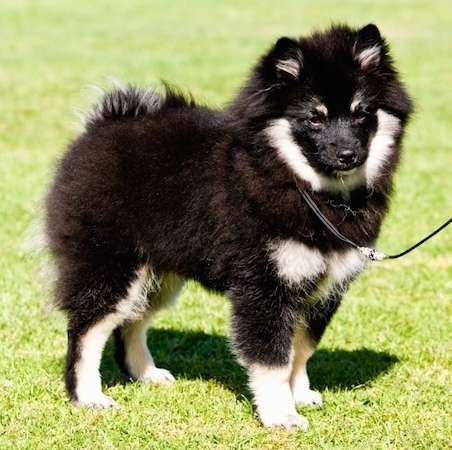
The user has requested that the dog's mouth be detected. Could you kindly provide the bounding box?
[327,148,368,176]
[332,158,365,174]
[332,167,359,178]
[308,158,365,179]
[323,157,365,177]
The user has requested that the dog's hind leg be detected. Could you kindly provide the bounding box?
[66,265,152,408]
[113,272,184,384]
[67,317,122,408]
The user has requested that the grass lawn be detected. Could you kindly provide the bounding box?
[1,0,451,448]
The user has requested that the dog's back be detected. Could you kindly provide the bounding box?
[46,85,229,305]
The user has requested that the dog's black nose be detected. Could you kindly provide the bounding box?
[336,147,358,165]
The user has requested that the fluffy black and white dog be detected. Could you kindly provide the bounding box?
[44,24,412,430]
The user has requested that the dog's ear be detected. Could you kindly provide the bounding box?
[354,24,383,69]
[271,37,303,83]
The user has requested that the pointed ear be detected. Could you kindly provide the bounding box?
[272,37,303,82]
[354,24,383,69]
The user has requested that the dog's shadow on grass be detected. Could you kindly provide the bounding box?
[100,328,399,396]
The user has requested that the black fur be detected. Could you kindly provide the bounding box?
[44,24,412,428]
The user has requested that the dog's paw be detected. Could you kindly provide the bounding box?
[137,367,175,385]
[293,388,323,408]
[72,393,119,409]
[261,412,309,431]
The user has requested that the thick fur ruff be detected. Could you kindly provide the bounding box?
[44,24,412,429]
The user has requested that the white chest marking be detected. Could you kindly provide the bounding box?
[269,239,368,292]
[269,239,326,286]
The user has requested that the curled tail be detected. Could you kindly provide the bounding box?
[85,81,195,126]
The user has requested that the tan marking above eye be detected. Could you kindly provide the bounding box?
[315,104,328,118]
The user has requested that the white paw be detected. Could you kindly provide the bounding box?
[261,412,309,431]
[137,367,175,385]
[73,393,119,409]
[293,388,323,408]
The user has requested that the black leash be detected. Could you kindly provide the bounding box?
[296,183,452,262]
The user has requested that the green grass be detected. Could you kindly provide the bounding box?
[1,0,451,448]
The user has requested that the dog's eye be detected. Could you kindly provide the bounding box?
[307,116,325,128]
[353,110,370,124]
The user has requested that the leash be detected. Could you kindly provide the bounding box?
[296,183,452,262]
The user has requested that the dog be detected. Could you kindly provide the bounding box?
[44,24,412,430]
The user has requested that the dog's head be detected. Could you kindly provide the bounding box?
[232,24,413,193]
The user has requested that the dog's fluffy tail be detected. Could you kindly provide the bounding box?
[85,81,195,127]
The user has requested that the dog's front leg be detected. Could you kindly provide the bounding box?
[229,286,309,430]
[247,360,309,430]
[290,325,323,408]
